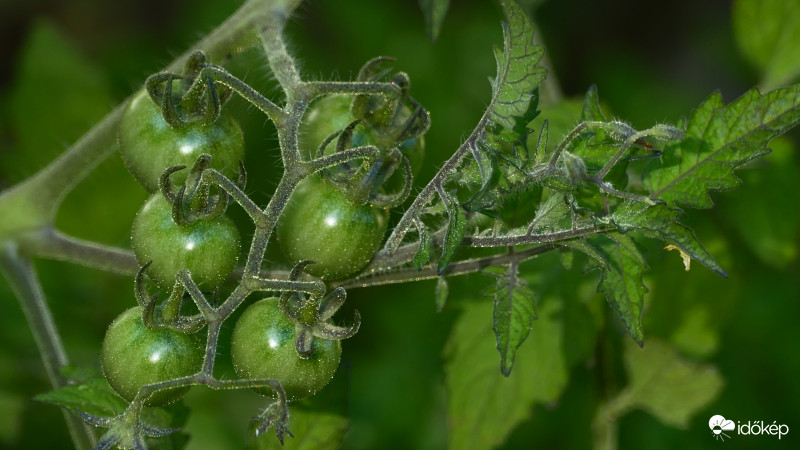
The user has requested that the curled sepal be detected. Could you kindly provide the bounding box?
[236,160,247,190]
[140,293,159,330]
[396,100,431,142]
[184,154,213,201]
[158,165,187,204]
[294,325,315,358]
[290,260,316,280]
[198,70,222,126]
[170,186,191,227]
[333,119,363,155]
[315,127,344,159]
[159,73,185,129]
[134,263,206,333]
[77,406,179,450]
[144,72,175,110]
[356,56,396,82]
[134,262,156,309]
[165,154,231,225]
[313,312,361,340]
[352,57,399,124]
[279,260,317,318]
[250,398,293,445]
[318,287,346,321]
[369,152,414,208]
[182,50,207,84]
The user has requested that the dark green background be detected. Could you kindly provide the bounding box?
[0,0,797,449]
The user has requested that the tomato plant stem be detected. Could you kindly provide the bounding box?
[0,244,97,450]
[19,229,138,275]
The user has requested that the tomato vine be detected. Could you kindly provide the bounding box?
[1,0,799,449]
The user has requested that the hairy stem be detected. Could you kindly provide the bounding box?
[338,244,557,289]
[0,244,96,450]
[17,229,138,275]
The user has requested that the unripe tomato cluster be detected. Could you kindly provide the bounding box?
[279,94,425,280]
[102,79,425,406]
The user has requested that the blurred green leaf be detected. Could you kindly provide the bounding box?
[435,276,448,312]
[1,19,111,183]
[591,234,647,346]
[733,0,800,89]
[0,390,25,444]
[717,137,799,268]
[443,296,567,450]
[612,339,723,428]
[33,377,127,419]
[418,0,450,43]
[669,305,720,358]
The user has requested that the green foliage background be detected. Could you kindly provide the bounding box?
[0,0,798,449]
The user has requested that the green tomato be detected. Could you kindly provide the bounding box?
[101,307,204,406]
[276,175,388,280]
[131,193,240,289]
[230,298,341,401]
[119,89,245,192]
[300,94,424,174]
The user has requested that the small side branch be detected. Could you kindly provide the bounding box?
[304,80,402,99]
[203,169,264,220]
[18,229,138,275]
[202,65,287,122]
[339,244,557,289]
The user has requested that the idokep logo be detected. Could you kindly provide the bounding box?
[709,415,736,441]
[708,414,790,442]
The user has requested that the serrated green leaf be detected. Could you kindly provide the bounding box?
[444,298,567,450]
[590,235,647,346]
[482,264,536,376]
[34,377,128,418]
[531,119,548,163]
[613,200,726,276]
[412,222,434,270]
[733,0,800,89]
[643,86,800,209]
[528,98,583,157]
[438,190,466,275]
[487,0,546,133]
[435,276,448,312]
[580,85,607,122]
[462,152,502,213]
[418,0,450,43]
[527,192,569,234]
[606,233,647,267]
[251,408,348,450]
[611,339,723,428]
[562,239,608,270]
